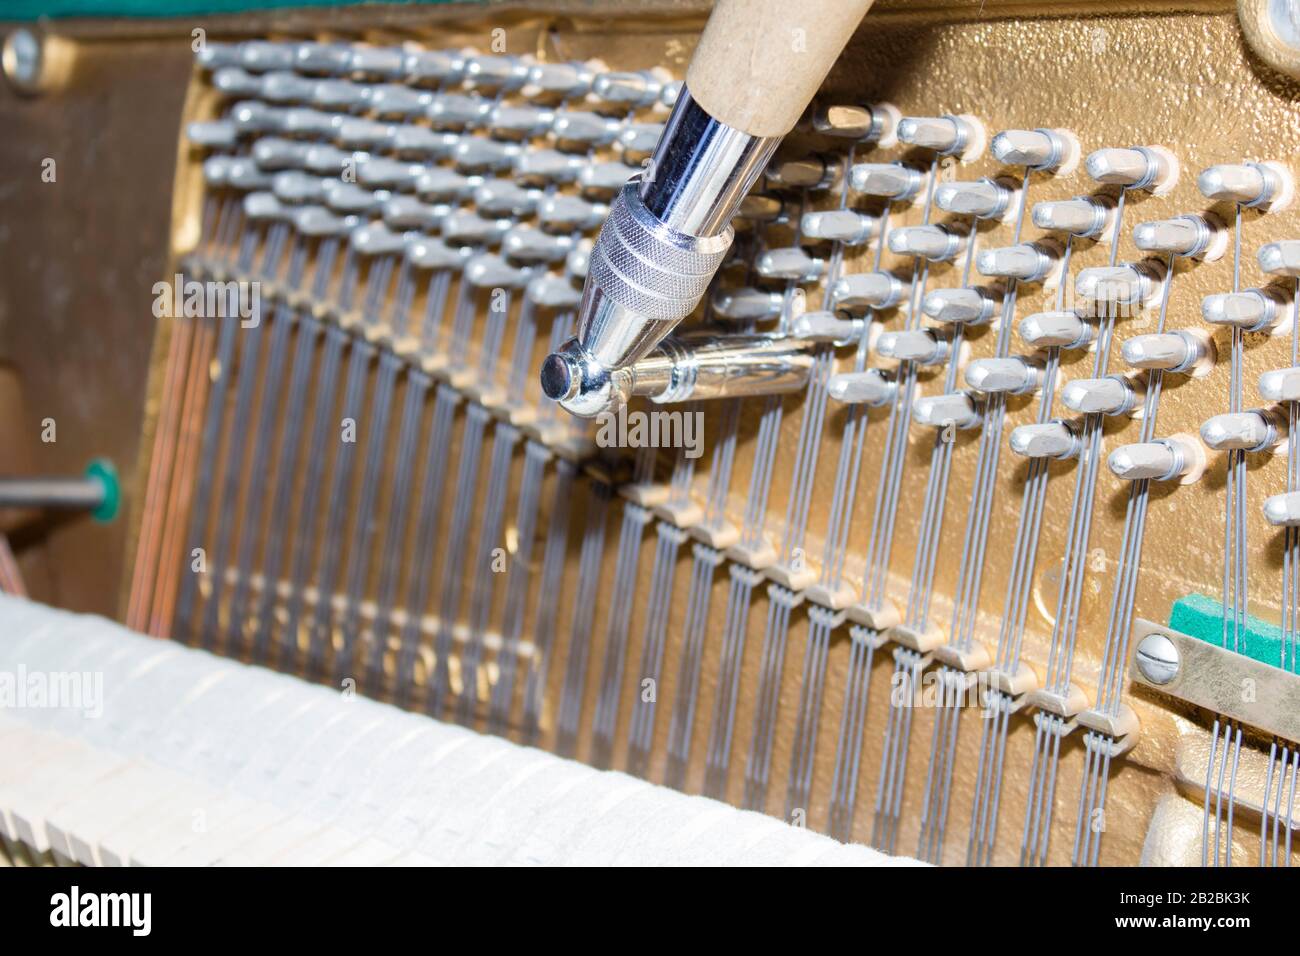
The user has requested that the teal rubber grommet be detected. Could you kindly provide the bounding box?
[85,458,120,523]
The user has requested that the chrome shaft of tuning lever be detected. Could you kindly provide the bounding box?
[913,391,982,429]
[1259,240,1300,276]
[896,114,986,161]
[615,333,817,406]
[1018,310,1095,350]
[964,356,1041,395]
[1031,195,1115,239]
[830,271,909,311]
[1259,366,1300,403]
[989,127,1081,174]
[1108,435,1205,483]
[1073,261,1166,316]
[789,310,864,346]
[1132,213,1227,261]
[1198,161,1295,211]
[976,240,1062,283]
[848,162,928,201]
[933,177,1016,220]
[1199,409,1284,453]
[1009,420,1080,460]
[887,224,966,262]
[827,368,896,406]
[1122,330,1214,375]
[810,101,900,145]
[1200,287,1289,332]
[922,286,1000,325]
[711,286,785,322]
[1085,145,1180,194]
[1060,374,1140,416]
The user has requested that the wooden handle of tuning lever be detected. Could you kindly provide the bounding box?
[685,0,876,139]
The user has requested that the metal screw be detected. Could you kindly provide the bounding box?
[1135,633,1180,685]
[3,27,72,96]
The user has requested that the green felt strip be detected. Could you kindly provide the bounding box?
[1168,592,1290,670]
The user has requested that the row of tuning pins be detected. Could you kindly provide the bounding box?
[1071,160,1298,488]
[804,129,1300,491]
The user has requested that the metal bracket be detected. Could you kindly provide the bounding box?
[1130,617,1300,746]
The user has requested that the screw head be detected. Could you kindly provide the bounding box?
[2,28,71,96]
[1136,632,1180,685]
